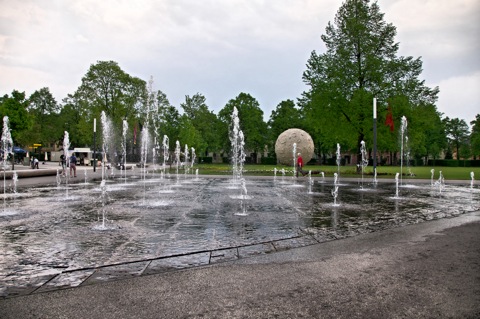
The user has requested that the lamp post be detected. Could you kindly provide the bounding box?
[93,118,97,172]
[373,98,377,171]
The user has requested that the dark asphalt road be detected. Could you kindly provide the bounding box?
[1,211,479,319]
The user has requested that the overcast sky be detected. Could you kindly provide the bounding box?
[1,0,479,126]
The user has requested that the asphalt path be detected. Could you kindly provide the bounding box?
[1,163,479,318]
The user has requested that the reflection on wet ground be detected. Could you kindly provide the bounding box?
[0,174,478,298]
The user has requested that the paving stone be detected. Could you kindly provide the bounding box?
[35,269,95,293]
[209,248,238,264]
[143,252,210,275]
[272,236,318,251]
[83,261,149,285]
[0,274,57,298]
[238,243,276,258]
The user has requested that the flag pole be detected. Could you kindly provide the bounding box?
[93,118,97,172]
[373,98,377,171]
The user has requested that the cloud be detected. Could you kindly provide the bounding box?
[435,71,480,125]
[0,0,478,124]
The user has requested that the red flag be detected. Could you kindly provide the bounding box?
[385,104,394,132]
[133,123,137,145]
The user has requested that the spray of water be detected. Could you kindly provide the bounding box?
[230,107,245,185]
[360,140,368,188]
[122,120,128,183]
[400,116,408,185]
[63,131,71,198]
[2,116,13,210]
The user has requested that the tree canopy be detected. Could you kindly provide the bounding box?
[218,93,267,155]
[301,0,440,161]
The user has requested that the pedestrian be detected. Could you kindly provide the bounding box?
[296,152,306,177]
[60,154,66,176]
[33,157,39,169]
[70,153,77,177]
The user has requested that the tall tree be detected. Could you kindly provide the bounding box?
[301,0,439,164]
[180,93,222,156]
[470,114,480,160]
[76,61,146,138]
[154,91,180,152]
[443,117,470,160]
[28,87,62,147]
[410,104,446,163]
[218,93,267,158]
[267,100,303,156]
[0,90,32,146]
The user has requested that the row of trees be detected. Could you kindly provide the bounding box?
[1,0,479,164]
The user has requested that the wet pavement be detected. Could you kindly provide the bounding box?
[0,164,479,318]
[0,211,479,318]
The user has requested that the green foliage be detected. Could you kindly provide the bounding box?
[470,114,480,159]
[443,117,470,160]
[27,87,62,147]
[218,92,267,153]
[75,60,147,150]
[301,0,439,161]
[260,157,277,165]
[0,90,32,146]
[267,99,303,152]
[180,93,223,155]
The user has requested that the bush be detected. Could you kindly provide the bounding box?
[432,159,480,167]
[198,157,213,164]
[261,157,277,165]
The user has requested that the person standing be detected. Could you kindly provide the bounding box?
[70,153,77,177]
[296,152,306,177]
[60,154,66,176]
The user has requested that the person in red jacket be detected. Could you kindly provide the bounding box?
[296,152,306,177]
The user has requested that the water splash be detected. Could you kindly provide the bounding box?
[12,171,18,194]
[230,107,245,185]
[184,144,189,178]
[394,172,400,198]
[400,116,408,185]
[2,116,13,211]
[359,140,368,188]
[122,120,128,183]
[190,147,196,173]
[162,135,169,178]
[175,141,181,182]
[332,172,339,206]
[100,111,112,180]
[434,170,445,194]
[430,169,435,186]
[308,170,313,194]
[336,143,341,177]
[63,131,71,198]
[292,142,297,182]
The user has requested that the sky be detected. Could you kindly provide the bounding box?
[1,0,479,126]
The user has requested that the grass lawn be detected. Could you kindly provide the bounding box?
[191,163,479,180]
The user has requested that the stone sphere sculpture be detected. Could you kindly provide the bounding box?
[275,128,314,165]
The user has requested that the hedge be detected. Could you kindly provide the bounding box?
[427,159,480,167]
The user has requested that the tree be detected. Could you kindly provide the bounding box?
[409,104,446,163]
[470,114,480,160]
[180,93,222,156]
[267,100,303,139]
[58,94,90,149]
[266,100,303,157]
[301,0,439,164]
[76,60,146,141]
[28,87,62,147]
[443,117,470,160]
[218,93,267,160]
[0,90,32,146]
[154,91,180,152]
